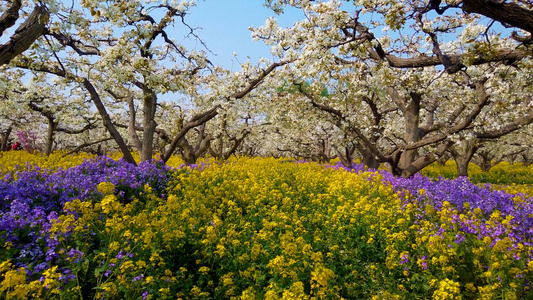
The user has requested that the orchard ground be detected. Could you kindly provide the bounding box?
[1,151,532,299]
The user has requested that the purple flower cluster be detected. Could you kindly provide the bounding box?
[1,156,170,212]
[334,162,533,247]
[381,173,533,245]
[0,156,170,270]
[326,161,369,173]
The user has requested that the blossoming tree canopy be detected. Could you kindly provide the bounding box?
[253,0,533,177]
[6,0,289,164]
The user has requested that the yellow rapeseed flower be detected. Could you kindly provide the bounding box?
[97,182,115,195]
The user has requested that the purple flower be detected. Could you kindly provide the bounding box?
[34,262,48,273]
[400,253,409,265]
[45,249,58,262]
[133,274,144,282]
[68,248,84,263]
[454,234,465,245]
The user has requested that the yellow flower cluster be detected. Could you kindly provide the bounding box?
[500,184,533,198]
[0,261,42,299]
[0,150,94,176]
[97,181,116,195]
[130,157,411,298]
[422,160,533,185]
[432,279,462,300]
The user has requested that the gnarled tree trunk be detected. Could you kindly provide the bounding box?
[449,139,479,177]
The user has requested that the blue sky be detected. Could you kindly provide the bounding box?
[184,1,304,70]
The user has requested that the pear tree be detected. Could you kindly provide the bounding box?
[255,0,533,177]
[8,0,288,164]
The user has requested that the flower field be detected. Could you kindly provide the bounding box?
[1,152,533,299]
[422,161,533,185]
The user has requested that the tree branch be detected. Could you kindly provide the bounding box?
[161,106,219,163]
[0,5,49,66]
[462,0,533,34]
[340,20,531,72]
[477,114,533,139]
[402,79,490,151]
[230,60,292,99]
[61,137,113,157]
[56,123,96,135]
[0,0,22,37]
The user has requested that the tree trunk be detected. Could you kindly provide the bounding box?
[336,146,355,169]
[363,154,380,170]
[178,134,212,166]
[400,155,437,178]
[0,126,12,151]
[83,78,136,165]
[355,143,379,169]
[449,139,479,177]
[508,154,516,165]
[454,156,470,177]
[138,84,158,162]
[161,106,219,163]
[182,149,197,165]
[400,92,422,170]
[45,119,58,156]
[521,153,531,167]
[398,141,454,178]
[475,152,494,172]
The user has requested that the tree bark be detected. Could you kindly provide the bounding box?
[475,152,495,172]
[386,88,422,170]
[178,133,213,165]
[139,83,157,162]
[45,118,57,156]
[125,94,143,153]
[399,141,453,178]
[335,146,354,169]
[449,139,479,177]
[462,0,533,34]
[455,157,469,177]
[161,106,219,163]
[0,0,22,36]
[83,78,137,164]
[521,153,531,167]
[0,5,48,66]
[354,143,379,169]
[0,126,12,151]
[401,92,422,170]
